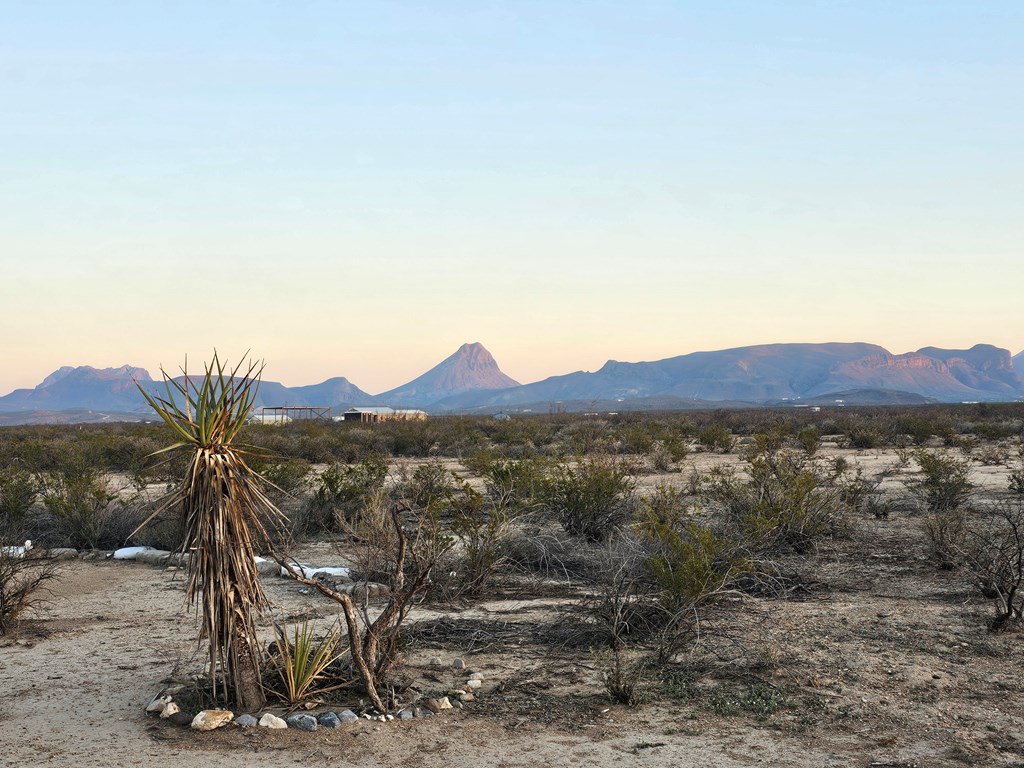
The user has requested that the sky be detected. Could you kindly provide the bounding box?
[1,1,1022,395]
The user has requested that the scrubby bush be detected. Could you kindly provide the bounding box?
[0,550,59,634]
[960,501,1024,630]
[301,456,388,532]
[542,457,636,541]
[41,468,117,550]
[0,463,38,540]
[703,450,846,555]
[796,426,821,456]
[697,424,735,453]
[913,450,973,567]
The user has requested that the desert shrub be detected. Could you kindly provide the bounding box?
[705,451,846,555]
[446,499,518,596]
[542,457,636,542]
[639,483,689,528]
[475,456,549,512]
[913,450,973,513]
[40,467,117,550]
[0,463,38,540]
[913,450,973,567]
[697,424,735,453]
[1009,469,1024,496]
[796,426,820,456]
[844,423,884,450]
[975,444,1010,467]
[959,501,1024,630]
[278,500,453,712]
[301,455,388,532]
[892,414,935,446]
[0,550,59,634]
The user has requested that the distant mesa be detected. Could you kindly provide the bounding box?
[0,341,1022,424]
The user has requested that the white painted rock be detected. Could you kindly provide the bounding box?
[259,713,288,729]
[113,546,154,560]
[191,709,234,731]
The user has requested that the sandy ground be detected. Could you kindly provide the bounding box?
[2,446,1023,768]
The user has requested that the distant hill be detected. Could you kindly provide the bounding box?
[1,341,1021,424]
[432,343,1024,411]
[377,342,520,408]
[0,365,153,413]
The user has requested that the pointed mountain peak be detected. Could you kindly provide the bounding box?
[379,343,520,407]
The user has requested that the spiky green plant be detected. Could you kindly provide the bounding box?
[266,620,348,706]
[136,353,286,710]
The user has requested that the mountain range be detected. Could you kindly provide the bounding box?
[0,341,1022,423]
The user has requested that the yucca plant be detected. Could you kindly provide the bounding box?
[136,353,286,710]
[266,620,348,706]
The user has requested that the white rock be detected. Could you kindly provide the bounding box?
[436,696,453,710]
[159,701,181,719]
[466,678,482,689]
[113,546,154,561]
[258,713,288,729]
[146,695,171,714]
[1,540,32,559]
[191,709,234,731]
[469,672,484,681]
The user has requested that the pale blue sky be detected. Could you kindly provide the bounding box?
[1,1,1021,394]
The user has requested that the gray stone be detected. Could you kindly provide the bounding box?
[469,672,484,681]
[336,709,359,724]
[258,713,288,729]
[398,709,414,720]
[136,549,172,566]
[452,658,466,670]
[167,711,194,727]
[48,548,79,561]
[286,714,318,731]
[317,711,341,728]
[255,558,280,577]
[235,714,258,728]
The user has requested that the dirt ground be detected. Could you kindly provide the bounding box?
[2,446,1023,768]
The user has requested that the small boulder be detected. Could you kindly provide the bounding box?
[452,658,466,670]
[254,557,280,577]
[167,711,194,727]
[146,695,171,714]
[48,548,79,561]
[286,714,318,732]
[466,679,482,690]
[398,709,414,720]
[191,710,234,731]
[469,672,484,681]
[159,702,181,719]
[422,697,452,714]
[136,549,172,566]
[317,711,341,728]
[235,714,259,728]
[258,713,288,729]
[337,709,359,724]
[113,546,154,561]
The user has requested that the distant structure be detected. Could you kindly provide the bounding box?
[255,406,331,425]
[340,406,428,423]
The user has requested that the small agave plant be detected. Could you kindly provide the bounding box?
[136,352,286,710]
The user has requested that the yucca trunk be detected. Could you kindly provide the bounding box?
[135,354,287,711]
